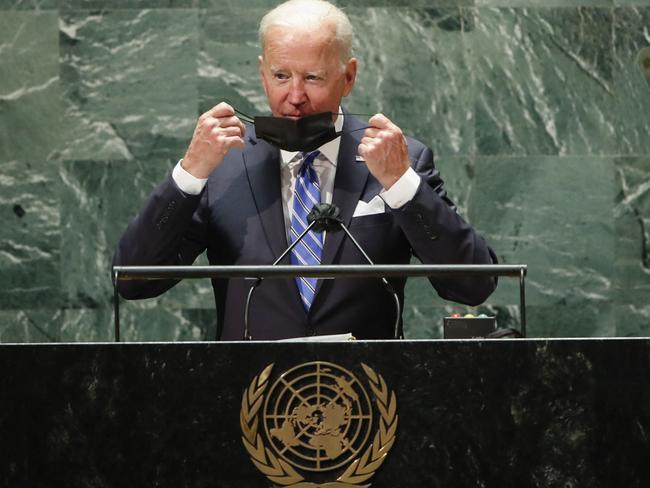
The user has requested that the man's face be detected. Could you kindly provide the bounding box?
[259,25,357,119]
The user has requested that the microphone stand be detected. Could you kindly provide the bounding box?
[243,203,402,340]
[242,221,318,340]
[334,220,403,340]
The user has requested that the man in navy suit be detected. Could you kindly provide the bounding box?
[114,0,497,340]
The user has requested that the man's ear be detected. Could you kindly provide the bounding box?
[342,57,357,97]
[258,55,269,96]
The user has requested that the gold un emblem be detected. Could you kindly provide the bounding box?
[240,361,398,488]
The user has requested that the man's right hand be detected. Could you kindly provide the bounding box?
[181,102,246,179]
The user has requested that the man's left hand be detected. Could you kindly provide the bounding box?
[358,114,410,190]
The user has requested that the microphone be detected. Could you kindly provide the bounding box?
[243,203,403,340]
[307,202,344,232]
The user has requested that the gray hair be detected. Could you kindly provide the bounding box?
[258,0,354,67]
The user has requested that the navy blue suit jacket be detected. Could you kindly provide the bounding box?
[114,114,497,340]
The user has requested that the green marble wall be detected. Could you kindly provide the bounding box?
[1,1,649,342]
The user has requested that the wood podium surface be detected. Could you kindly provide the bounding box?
[1,339,648,487]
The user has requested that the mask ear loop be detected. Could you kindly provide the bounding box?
[232,107,255,124]
[218,98,255,123]
[334,112,374,117]
[343,125,376,134]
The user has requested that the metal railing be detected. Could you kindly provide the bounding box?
[112,264,527,341]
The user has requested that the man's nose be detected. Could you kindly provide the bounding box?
[287,78,306,105]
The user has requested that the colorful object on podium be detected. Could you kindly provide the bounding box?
[443,314,497,339]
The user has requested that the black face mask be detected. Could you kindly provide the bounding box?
[253,112,342,152]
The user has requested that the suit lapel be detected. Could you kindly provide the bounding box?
[242,131,289,262]
[311,115,370,307]
[320,114,369,267]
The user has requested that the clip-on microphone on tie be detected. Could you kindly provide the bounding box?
[243,203,403,340]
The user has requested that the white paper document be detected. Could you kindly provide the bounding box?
[279,333,355,342]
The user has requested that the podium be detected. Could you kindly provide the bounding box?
[1,339,649,487]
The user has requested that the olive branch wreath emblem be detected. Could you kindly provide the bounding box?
[240,362,398,488]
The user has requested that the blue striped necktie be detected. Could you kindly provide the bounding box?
[290,150,322,311]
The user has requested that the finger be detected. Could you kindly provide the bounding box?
[368,113,390,128]
[357,142,369,157]
[206,102,235,118]
[212,126,244,138]
[206,117,246,139]
[221,135,245,150]
[360,136,375,147]
[372,114,403,136]
[228,116,246,136]
[216,115,243,128]
[363,127,381,138]
[232,137,246,150]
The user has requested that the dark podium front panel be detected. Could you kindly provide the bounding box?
[1,339,649,487]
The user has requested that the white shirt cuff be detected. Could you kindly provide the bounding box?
[380,167,421,209]
[172,159,208,195]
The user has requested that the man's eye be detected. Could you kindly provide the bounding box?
[274,73,289,80]
[305,75,321,81]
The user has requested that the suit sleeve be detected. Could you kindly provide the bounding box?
[391,142,498,306]
[112,173,209,299]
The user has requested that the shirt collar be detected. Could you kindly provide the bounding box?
[280,108,344,166]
